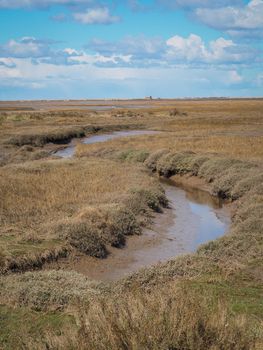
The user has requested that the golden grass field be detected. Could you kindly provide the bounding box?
[0,99,262,349]
[0,158,166,271]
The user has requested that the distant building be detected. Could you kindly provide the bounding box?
[145,96,153,100]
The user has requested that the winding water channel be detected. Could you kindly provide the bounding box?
[53,130,230,281]
[55,130,160,158]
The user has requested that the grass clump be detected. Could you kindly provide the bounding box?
[157,151,196,176]
[197,157,243,182]
[144,149,169,171]
[145,151,209,178]
[65,221,107,258]
[129,187,168,214]
[231,173,263,200]
[6,127,86,147]
[117,149,150,163]
[211,167,252,199]
[0,270,100,311]
[53,203,142,255]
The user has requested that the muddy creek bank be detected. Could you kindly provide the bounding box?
[48,178,230,281]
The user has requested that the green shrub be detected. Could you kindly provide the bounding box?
[130,187,168,213]
[0,270,100,311]
[109,205,141,237]
[156,151,196,177]
[60,221,107,258]
[6,128,86,147]
[198,157,240,182]
[231,173,263,200]
[187,154,210,175]
[144,149,169,171]
[156,152,176,177]
[212,167,257,199]
[118,149,150,163]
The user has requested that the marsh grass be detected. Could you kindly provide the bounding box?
[1,150,262,349]
[76,134,263,161]
[0,270,101,311]
[0,99,263,349]
[1,99,263,167]
[77,282,261,350]
[0,107,144,165]
[74,100,263,161]
[0,157,165,271]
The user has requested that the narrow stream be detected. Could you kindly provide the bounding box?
[54,130,160,158]
[52,130,230,281]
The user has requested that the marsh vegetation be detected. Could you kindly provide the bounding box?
[0,99,262,349]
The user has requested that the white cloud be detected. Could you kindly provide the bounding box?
[0,37,52,58]
[63,48,80,56]
[156,1,263,39]
[0,34,259,69]
[73,7,120,25]
[68,53,132,65]
[166,34,207,62]
[89,34,259,66]
[166,34,256,64]
[195,0,263,32]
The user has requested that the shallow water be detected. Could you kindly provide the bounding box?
[54,130,160,158]
[49,178,230,281]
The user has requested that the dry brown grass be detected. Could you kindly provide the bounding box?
[0,99,263,349]
[1,99,263,165]
[0,157,165,271]
[0,109,144,165]
[73,99,263,161]
[76,282,261,350]
[76,133,263,161]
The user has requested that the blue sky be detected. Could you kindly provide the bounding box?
[0,0,262,99]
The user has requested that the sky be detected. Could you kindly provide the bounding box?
[0,0,262,100]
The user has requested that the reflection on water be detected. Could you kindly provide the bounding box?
[161,177,224,209]
[189,201,225,246]
[159,180,230,253]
